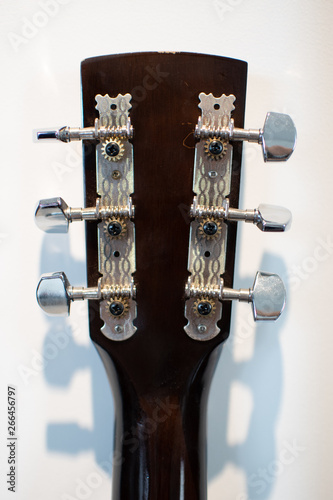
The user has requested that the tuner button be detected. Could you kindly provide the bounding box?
[36,272,71,316]
[35,197,69,233]
[257,204,292,232]
[262,112,296,162]
[251,272,286,320]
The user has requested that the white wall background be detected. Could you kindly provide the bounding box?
[0,0,332,499]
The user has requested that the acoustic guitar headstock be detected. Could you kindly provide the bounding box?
[34,53,296,500]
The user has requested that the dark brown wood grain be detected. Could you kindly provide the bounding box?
[81,52,247,500]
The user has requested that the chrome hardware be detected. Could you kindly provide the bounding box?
[94,94,136,340]
[36,94,137,341]
[37,94,133,143]
[261,112,296,162]
[36,272,135,341]
[191,198,292,232]
[37,118,133,142]
[220,272,286,321]
[37,272,71,316]
[185,92,292,341]
[195,94,296,162]
[35,197,70,233]
[185,93,234,340]
[35,197,135,233]
[185,272,285,341]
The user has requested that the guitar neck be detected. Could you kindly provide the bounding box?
[95,342,222,500]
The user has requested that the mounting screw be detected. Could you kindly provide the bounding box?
[197,301,212,316]
[107,221,122,237]
[105,142,120,157]
[115,325,123,333]
[203,221,218,236]
[208,140,224,156]
[112,170,121,180]
[197,324,207,333]
[109,301,124,317]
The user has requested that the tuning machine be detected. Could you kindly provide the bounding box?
[185,272,286,341]
[191,198,292,232]
[220,272,285,320]
[184,93,294,341]
[36,93,137,341]
[37,117,133,143]
[36,271,136,341]
[195,103,296,162]
[35,197,134,233]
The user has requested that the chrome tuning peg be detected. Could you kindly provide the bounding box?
[260,112,296,162]
[191,198,292,232]
[37,272,71,315]
[221,271,286,320]
[196,107,296,162]
[35,198,69,233]
[229,111,296,162]
[224,200,292,232]
[35,197,134,233]
[36,272,134,316]
[185,271,286,340]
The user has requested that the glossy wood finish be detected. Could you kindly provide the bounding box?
[81,52,247,500]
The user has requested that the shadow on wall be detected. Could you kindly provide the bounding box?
[208,252,287,499]
[40,235,114,470]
